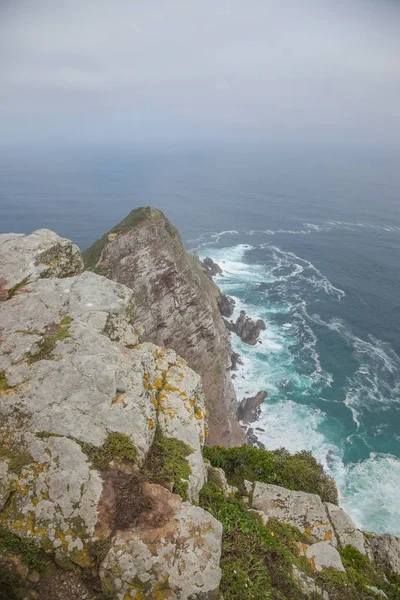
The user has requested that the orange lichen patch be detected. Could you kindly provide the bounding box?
[147,418,155,429]
[154,379,164,390]
[144,373,150,381]
[70,546,93,568]
[163,383,179,393]
[324,531,332,541]
[296,542,309,557]
[111,394,125,406]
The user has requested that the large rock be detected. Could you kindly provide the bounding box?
[100,483,222,600]
[325,502,368,556]
[227,310,266,345]
[292,565,329,599]
[251,483,337,545]
[305,541,345,572]
[0,229,83,293]
[201,256,223,278]
[370,534,400,574]
[237,390,267,422]
[0,232,218,595]
[218,293,235,318]
[83,207,244,446]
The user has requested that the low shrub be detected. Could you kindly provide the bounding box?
[203,445,338,503]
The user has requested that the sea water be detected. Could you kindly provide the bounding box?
[1,143,400,534]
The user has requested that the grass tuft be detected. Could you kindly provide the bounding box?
[6,277,30,300]
[144,428,192,500]
[28,318,73,363]
[77,432,136,470]
[0,528,46,571]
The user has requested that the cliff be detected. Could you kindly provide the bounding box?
[0,226,399,600]
[83,207,244,446]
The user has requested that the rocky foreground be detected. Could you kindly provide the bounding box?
[0,215,399,600]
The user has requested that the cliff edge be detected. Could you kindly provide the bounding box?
[1,225,399,600]
[83,207,244,446]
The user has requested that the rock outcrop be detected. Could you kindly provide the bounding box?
[325,502,369,556]
[100,483,222,599]
[0,229,83,299]
[227,309,266,345]
[252,482,338,545]
[0,230,222,599]
[370,533,400,574]
[217,293,235,318]
[1,223,399,600]
[237,390,267,422]
[201,257,223,279]
[83,207,244,446]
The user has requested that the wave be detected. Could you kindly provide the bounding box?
[199,240,400,535]
[188,219,400,249]
[337,453,400,535]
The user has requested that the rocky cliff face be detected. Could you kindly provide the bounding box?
[0,230,222,599]
[83,207,244,446]
[1,225,400,600]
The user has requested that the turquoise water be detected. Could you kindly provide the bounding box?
[1,144,400,534]
[198,234,400,536]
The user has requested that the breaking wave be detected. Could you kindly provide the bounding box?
[197,241,400,535]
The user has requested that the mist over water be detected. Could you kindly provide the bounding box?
[1,143,400,534]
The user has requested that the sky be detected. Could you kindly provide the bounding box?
[0,0,399,147]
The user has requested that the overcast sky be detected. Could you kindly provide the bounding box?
[0,0,399,147]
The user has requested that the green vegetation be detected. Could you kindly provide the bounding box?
[90,538,112,565]
[199,482,309,600]
[28,317,73,363]
[0,564,23,600]
[8,450,34,476]
[199,483,400,600]
[6,277,30,300]
[0,371,9,392]
[203,444,338,504]
[83,206,165,270]
[144,428,192,501]
[77,432,136,470]
[0,528,46,571]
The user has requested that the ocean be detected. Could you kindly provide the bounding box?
[1,143,400,535]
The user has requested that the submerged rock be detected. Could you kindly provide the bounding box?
[227,310,266,345]
[83,207,244,446]
[237,390,267,422]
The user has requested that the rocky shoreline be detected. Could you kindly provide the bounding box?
[0,208,399,600]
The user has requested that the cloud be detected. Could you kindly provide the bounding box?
[0,0,399,145]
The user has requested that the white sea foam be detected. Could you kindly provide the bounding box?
[337,453,400,535]
[199,241,400,534]
[189,219,400,250]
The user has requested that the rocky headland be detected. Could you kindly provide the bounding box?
[0,210,399,600]
[83,208,243,447]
